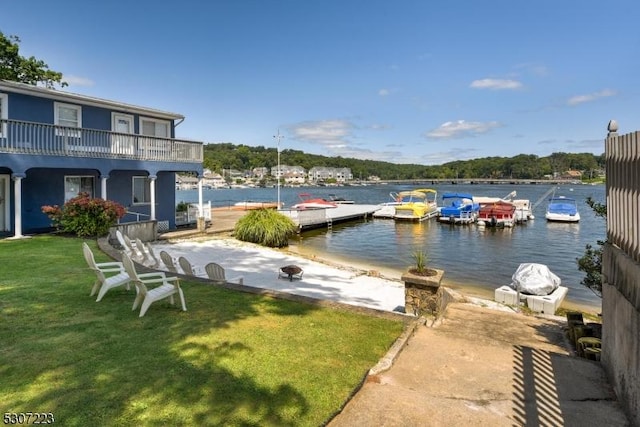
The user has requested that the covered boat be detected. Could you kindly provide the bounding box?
[292,193,338,210]
[477,200,517,227]
[545,196,580,222]
[393,189,438,221]
[438,193,479,224]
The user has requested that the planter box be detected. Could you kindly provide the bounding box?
[402,269,445,316]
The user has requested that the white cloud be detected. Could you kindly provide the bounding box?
[567,89,616,106]
[378,88,390,96]
[470,78,522,90]
[62,75,95,87]
[288,119,354,148]
[425,120,502,139]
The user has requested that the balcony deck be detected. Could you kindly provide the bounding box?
[0,119,202,164]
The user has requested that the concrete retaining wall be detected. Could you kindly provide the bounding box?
[602,243,640,425]
[108,221,157,247]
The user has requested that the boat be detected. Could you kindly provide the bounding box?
[328,194,355,204]
[372,191,404,218]
[393,189,439,221]
[512,199,534,222]
[545,196,580,222]
[291,193,338,210]
[477,200,517,227]
[438,193,480,224]
[475,191,533,223]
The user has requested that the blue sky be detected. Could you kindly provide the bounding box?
[3,1,639,165]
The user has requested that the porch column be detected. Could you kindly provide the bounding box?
[100,175,109,200]
[197,176,205,231]
[198,176,204,217]
[12,173,25,238]
[149,175,157,221]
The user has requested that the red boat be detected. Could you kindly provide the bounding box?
[477,200,516,227]
[291,193,338,210]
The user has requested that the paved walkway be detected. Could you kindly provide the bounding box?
[329,303,629,426]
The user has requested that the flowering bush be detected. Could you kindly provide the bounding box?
[41,192,126,237]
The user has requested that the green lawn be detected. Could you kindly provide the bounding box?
[0,236,405,426]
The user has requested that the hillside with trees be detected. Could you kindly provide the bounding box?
[203,143,605,181]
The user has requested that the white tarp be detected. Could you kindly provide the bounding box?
[509,263,561,296]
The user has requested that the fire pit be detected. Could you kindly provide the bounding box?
[279,265,303,282]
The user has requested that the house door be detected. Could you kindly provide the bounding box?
[0,175,8,232]
[111,113,135,155]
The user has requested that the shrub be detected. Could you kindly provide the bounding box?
[576,197,607,297]
[41,192,126,237]
[234,209,297,248]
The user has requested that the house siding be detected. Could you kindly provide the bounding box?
[5,92,53,123]
[3,91,176,136]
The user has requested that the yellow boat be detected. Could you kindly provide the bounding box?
[393,189,439,221]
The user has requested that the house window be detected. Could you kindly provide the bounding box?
[0,93,7,137]
[54,102,82,137]
[132,176,151,204]
[64,176,94,201]
[140,117,170,138]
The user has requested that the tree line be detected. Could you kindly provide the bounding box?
[203,143,605,181]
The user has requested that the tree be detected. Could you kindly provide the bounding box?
[576,197,607,296]
[0,32,67,88]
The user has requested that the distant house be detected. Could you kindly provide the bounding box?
[252,167,269,179]
[201,169,227,188]
[0,80,203,237]
[308,166,352,183]
[271,164,306,183]
[562,170,583,180]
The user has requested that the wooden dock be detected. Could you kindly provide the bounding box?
[278,204,381,231]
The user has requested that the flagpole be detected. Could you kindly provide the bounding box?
[273,130,284,209]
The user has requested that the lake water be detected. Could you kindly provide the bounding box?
[176,183,606,310]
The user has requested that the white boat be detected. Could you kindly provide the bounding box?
[373,191,403,218]
[328,194,355,204]
[545,196,580,222]
[291,193,338,210]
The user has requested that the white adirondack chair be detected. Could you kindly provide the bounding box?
[135,238,159,268]
[122,253,187,317]
[178,256,204,277]
[204,262,244,285]
[82,242,131,302]
[159,250,179,274]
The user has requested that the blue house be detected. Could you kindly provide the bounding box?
[0,80,204,237]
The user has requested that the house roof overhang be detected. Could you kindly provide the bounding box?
[0,80,184,121]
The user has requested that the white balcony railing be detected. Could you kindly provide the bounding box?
[0,119,202,163]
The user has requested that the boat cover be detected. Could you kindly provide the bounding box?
[509,263,560,296]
